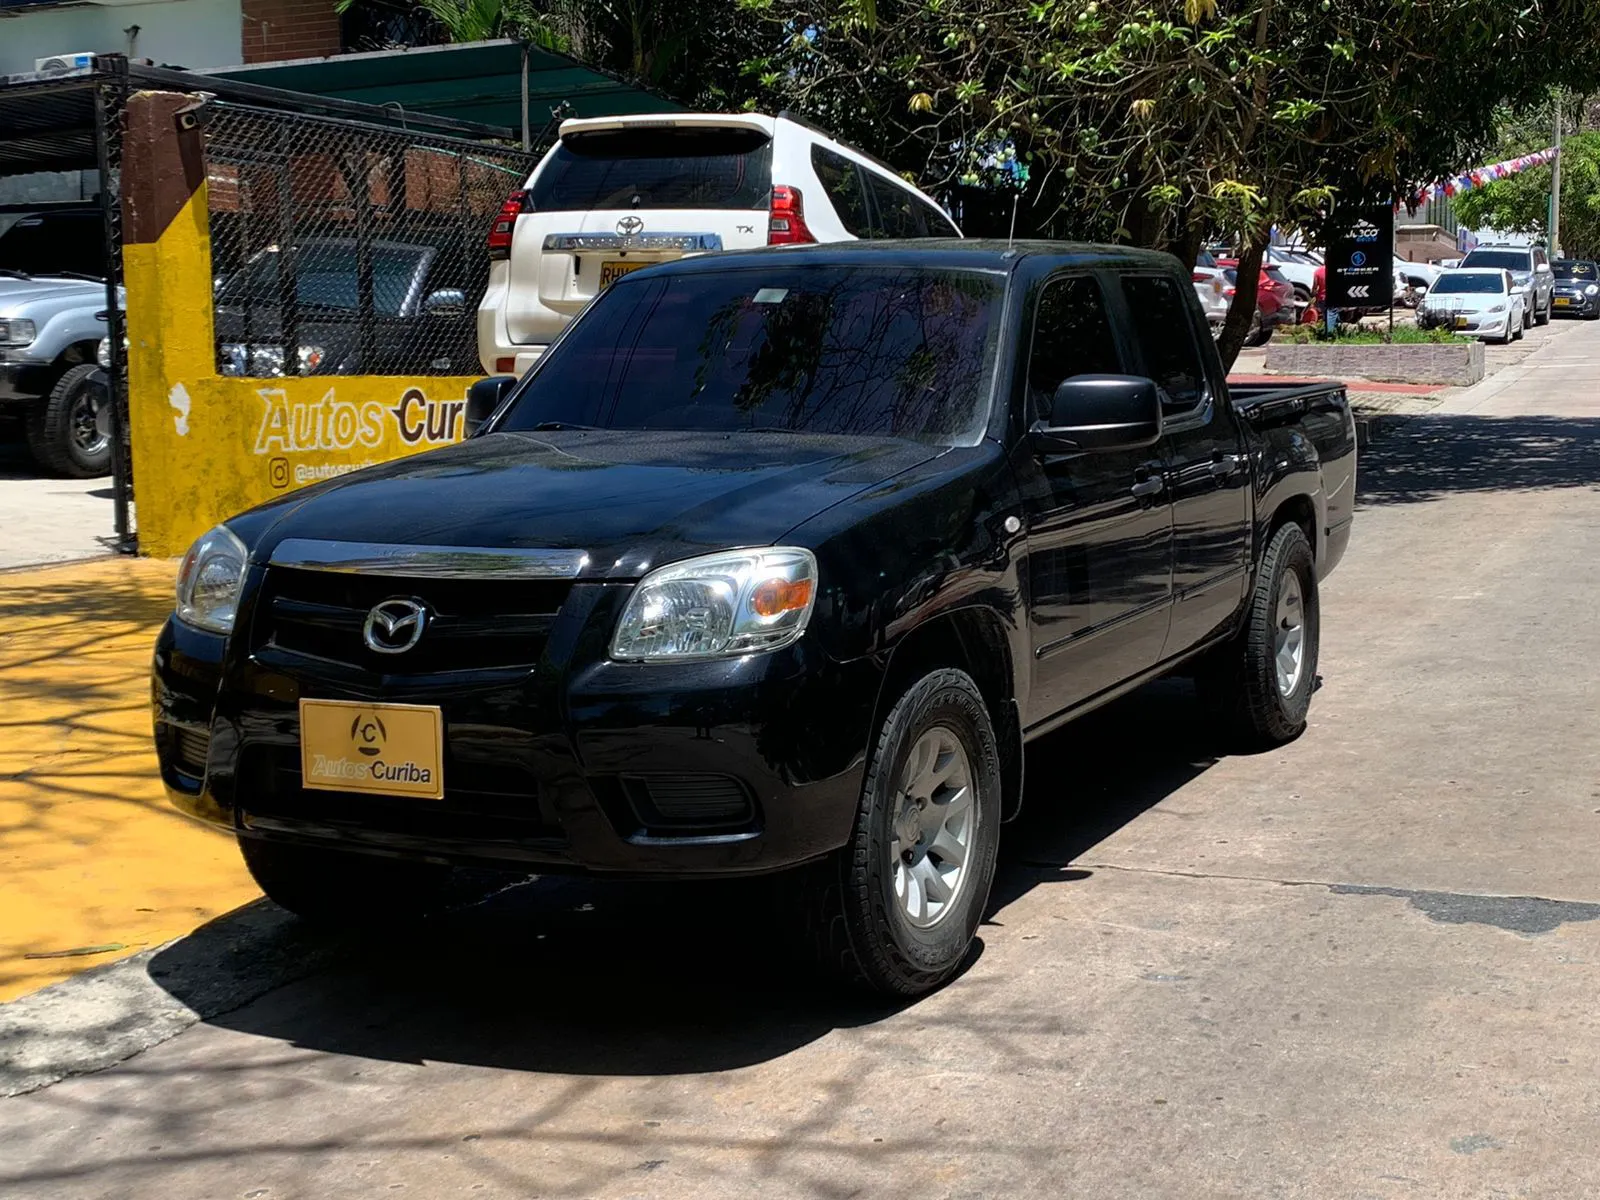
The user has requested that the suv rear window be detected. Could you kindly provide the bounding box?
[1462,249,1533,272]
[501,264,1005,442]
[530,128,773,212]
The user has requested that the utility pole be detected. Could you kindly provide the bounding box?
[1551,90,1564,257]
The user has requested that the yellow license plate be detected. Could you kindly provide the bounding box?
[600,259,648,287]
[1555,297,1572,306]
[1454,317,1469,328]
[299,698,443,799]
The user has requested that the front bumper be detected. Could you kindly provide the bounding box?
[0,360,51,403]
[152,576,877,878]
[1551,292,1600,316]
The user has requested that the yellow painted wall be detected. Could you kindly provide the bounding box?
[125,186,477,557]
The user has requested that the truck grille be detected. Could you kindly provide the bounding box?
[253,566,571,674]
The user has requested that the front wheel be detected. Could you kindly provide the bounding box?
[25,363,111,477]
[239,836,464,925]
[1199,523,1321,748]
[1536,295,1552,326]
[801,669,1002,997]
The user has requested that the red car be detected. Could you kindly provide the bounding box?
[1219,259,1298,344]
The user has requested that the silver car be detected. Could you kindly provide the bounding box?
[1459,244,1554,329]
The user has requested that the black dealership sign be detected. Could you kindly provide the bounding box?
[1325,205,1395,310]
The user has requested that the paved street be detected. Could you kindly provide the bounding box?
[3,320,1600,1198]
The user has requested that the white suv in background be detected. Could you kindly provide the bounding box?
[477,112,962,374]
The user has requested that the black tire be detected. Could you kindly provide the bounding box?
[25,363,111,478]
[238,836,463,925]
[800,669,1002,997]
[1199,523,1320,748]
[1536,294,1552,326]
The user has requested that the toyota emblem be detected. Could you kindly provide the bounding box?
[616,215,645,237]
[362,598,427,655]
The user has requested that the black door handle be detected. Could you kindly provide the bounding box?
[1130,477,1165,498]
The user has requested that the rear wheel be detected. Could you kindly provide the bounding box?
[800,669,1001,997]
[26,363,111,477]
[239,836,464,925]
[1199,523,1320,748]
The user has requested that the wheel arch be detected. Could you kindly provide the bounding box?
[869,606,1025,822]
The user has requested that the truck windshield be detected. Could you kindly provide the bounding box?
[218,243,426,314]
[500,264,1005,443]
[1461,250,1530,272]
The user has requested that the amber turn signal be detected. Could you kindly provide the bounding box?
[751,577,814,618]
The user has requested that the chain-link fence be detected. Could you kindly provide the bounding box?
[203,103,538,378]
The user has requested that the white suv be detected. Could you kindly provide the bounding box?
[477,112,962,374]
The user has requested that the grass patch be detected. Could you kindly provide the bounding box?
[1277,324,1473,346]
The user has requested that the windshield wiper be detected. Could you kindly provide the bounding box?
[528,421,596,431]
[42,271,105,282]
[0,268,33,280]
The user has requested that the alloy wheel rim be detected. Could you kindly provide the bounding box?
[1275,569,1306,698]
[889,726,976,930]
[70,387,109,456]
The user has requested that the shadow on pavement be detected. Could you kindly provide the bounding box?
[1359,414,1600,506]
[147,679,1222,1076]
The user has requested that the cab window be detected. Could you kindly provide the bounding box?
[1028,275,1122,420]
[1119,274,1207,415]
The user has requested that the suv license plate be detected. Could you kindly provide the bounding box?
[601,260,648,287]
[299,698,444,799]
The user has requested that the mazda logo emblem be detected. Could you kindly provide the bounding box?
[362,598,427,654]
[616,215,645,236]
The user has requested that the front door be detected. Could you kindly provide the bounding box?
[1117,273,1252,656]
[1019,272,1174,724]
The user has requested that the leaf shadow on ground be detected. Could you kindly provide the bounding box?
[141,681,1223,1081]
[1358,413,1600,506]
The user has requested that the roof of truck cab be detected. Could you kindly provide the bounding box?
[648,239,1182,275]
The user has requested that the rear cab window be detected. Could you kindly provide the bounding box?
[530,127,773,211]
[811,146,871,237]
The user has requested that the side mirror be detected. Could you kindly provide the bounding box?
[422,288,467,317]
[465,375,517,437]
[1030,375,1163,455]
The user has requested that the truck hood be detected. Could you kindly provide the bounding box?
[0,276,108,311]
[251,429,943,578]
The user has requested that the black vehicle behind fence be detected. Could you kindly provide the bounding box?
[1551,259,1600,319]
[153,241,1355,998]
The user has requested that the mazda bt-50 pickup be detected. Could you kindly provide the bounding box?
[153,241,1355,997]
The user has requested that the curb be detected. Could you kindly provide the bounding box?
[0,901,343,1098]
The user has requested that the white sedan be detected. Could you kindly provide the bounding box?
[1418,268,1526,344]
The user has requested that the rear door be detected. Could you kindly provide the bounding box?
[1021,271,1174,720]
[1118,273,1251,657]
[504,122,775,345]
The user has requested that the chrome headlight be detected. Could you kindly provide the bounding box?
[1586,285,1599,296]
[0,318,36,346]
[176,524,249,635]
[1487,303,1506,313]
[96,337,111,368]
[611,548,818,662]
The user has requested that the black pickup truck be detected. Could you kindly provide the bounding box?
[153,242,1355,997]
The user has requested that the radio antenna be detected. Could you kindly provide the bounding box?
[1008,191,1020,249]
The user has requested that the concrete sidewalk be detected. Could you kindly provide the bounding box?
[0,558,256,1001]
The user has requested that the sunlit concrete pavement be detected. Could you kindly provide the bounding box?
[4,323,1600,1197]
[0,437,123,569]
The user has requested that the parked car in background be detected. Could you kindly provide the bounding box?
[215,236,481,377]
[0,205,121,476]
[1265,246,1318,303]
[1459,244,1553,328]
[1220,259,1296,344]
[1551,259,1600,318]
[477,112,962,375]
[1417,268,1525,343]
[1192,249,1230,332]
[155,241,1355,999]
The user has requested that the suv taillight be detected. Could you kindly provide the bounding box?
[768,186,816,246]
[487,190,529,261]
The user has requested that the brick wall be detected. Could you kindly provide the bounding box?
[240,0,341,63]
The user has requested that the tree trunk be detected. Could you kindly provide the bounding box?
[1172,212,1205,276]
[1216,231,1270,371]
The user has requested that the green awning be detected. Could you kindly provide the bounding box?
[206,39,685,144]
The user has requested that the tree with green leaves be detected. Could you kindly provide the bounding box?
[737,0,1600,363]
[1453,107,1600,262]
